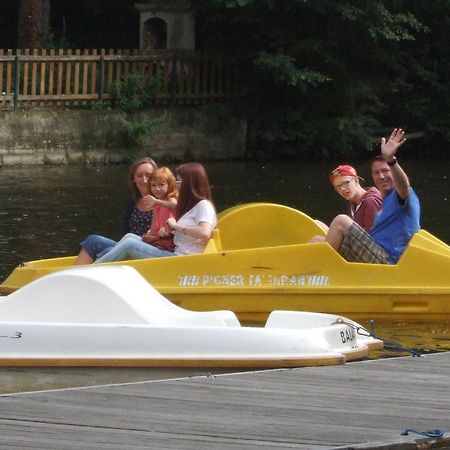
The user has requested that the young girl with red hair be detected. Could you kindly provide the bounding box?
[95,162,216,262]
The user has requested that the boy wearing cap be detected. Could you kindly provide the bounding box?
[315,128,420,264]
[329,165,382,232]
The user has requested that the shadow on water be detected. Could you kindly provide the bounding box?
[0,159,448,393]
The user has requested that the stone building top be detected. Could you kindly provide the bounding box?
[135,1,195,51]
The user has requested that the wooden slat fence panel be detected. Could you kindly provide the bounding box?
[0,49,239,109]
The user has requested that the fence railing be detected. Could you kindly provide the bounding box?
[0,49,239,109]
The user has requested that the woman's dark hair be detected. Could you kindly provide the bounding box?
[128,157,158,200]
[175,162,214,219]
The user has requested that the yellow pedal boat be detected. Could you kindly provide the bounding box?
[1,203,449,323]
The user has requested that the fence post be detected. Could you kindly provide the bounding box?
[13,54,20,109]
[99,54,105,101]
[170,53,177,107]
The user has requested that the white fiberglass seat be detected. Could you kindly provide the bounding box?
[0,266,240,327]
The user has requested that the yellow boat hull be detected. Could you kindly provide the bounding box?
[2,203,450,322]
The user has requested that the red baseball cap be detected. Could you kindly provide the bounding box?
[329,165,364,184]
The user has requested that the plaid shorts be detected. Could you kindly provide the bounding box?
[340,222,390,264]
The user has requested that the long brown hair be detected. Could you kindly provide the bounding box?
[128,157,158,200]
[175,162,214,219]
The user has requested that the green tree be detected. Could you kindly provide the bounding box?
[192,0,426,157]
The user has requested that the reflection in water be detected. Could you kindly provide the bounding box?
[0,160,448,393]
[360,320,450,359]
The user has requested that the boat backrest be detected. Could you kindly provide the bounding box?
[408,229,450,253]
[203,228,222,253]
[214,203,326,251]
[397,229,450,265]
[0,266,241,327]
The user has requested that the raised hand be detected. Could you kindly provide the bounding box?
[381,128,406,161]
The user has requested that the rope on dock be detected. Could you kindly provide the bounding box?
[401,428,444,438]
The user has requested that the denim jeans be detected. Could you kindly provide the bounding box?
[95,233,176,263]
[80,234,118,260]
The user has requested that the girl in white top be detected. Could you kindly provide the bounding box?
[96,162,216,262]
[166,162,216,254]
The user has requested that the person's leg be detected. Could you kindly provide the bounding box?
[76,234,118,265]
[325,214,353,251]
[95,246,114,259]
[340,223,389,263]
[75,248,94,265]
[95,233,175,263]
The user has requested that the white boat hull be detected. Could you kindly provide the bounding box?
[0,266,381,367]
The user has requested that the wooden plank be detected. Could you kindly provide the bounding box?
[6,49,12,95]
[7,94,99,101]
[123,49,130,81]
[38,49,46,106]
[0,49,3,94]
[0,352,448,449]
[65,49,72,96]
[73,49,80,97]
[48,49,54,96]
[31,49,38,98]
[39,49,46,97]
[106,49,114,90]
[56,49,63,99]
[90,49,97,96]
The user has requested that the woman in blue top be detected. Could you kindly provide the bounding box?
[75,157,157,264]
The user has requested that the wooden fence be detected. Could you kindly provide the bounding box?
[0,49,239,109]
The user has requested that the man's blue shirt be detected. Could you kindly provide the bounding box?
[370,187,421,263]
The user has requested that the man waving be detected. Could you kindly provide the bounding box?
[315,128,420,264]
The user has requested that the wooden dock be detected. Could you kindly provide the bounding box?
[0,352,449,449]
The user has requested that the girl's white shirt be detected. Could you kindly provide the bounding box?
[174,199,217,255]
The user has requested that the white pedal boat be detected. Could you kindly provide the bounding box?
[0,266,382,368]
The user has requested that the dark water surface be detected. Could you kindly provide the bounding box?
[1,159,448,281]
[0,159,448,392]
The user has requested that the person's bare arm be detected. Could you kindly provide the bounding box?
[381,128,410,200]
[166,218,213,241]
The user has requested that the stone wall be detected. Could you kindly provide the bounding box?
[0,108,247,166]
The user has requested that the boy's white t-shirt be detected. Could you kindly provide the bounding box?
[174,199,217,255]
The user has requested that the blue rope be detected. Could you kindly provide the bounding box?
[402,428,444,438]
[346,319,422,357]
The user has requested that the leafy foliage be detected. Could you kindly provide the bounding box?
[120,113,168,161]
[4,0,450,157]
[110,70,165,112]
[192,0,450,157]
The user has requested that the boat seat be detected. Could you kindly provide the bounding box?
[214,203,326,251]
[0,266,241,328]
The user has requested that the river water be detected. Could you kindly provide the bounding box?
[0,159,448,393]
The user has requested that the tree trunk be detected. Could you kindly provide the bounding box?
[17,0,51,49]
